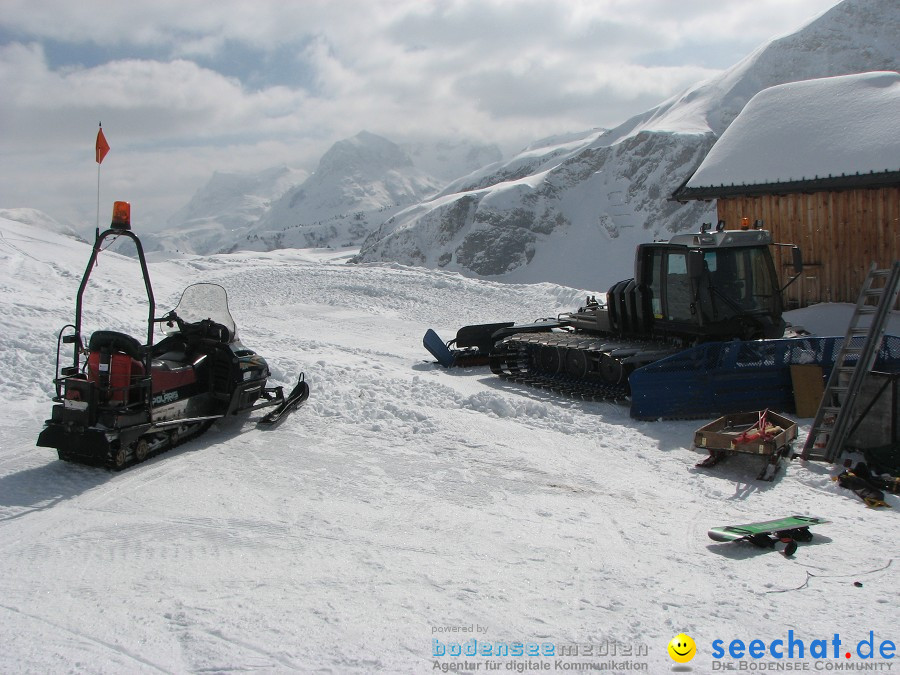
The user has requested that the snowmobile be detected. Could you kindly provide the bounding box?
[37,201,309,469]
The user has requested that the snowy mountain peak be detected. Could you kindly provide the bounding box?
[165,165,308,228]
[641,0,900,139]
[240,132,444,251]
[152,132,501,255]
[316,131,414,178]
[138,165,308,255]
[353,0,900,288]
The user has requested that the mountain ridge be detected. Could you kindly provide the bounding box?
[352,0,900,289]
[147,133,501,254]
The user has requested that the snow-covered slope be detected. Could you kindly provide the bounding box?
[0,207,87,243]
[353,0,900,289]
[2,215,898,673]
[141,166,308,255]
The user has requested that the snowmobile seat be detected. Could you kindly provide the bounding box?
[151,360,197,394]
[150,336,197,392]
[88,330,144,360]
[152,352,190,368]
[151,333,190,356]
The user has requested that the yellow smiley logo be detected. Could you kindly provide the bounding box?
[667,633,696,663]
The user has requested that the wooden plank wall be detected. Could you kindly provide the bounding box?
[717,187,900,308]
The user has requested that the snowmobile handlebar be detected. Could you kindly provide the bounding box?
[153,310,184,332]
[154,311,232,344]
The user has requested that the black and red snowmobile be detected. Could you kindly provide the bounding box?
[37,201,308,469]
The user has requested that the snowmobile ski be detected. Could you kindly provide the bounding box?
[258,374,310,426]
[708,515,829,556]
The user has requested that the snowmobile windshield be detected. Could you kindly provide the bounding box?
[163,283,237,341]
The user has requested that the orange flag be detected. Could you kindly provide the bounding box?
[96,125,110,164]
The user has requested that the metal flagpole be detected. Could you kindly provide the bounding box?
[95,122,110,237]
[97,153,101,236]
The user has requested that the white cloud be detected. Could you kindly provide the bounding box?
[0,0,842,228]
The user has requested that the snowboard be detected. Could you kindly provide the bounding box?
[258,375,310,426]
[708,515,829,556]
[423,329,456,368]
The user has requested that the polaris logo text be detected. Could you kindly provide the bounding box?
[152,391,179,406]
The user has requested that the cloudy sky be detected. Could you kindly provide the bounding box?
[1,0,841,230]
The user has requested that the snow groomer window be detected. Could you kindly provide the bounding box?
[665,251,692,322]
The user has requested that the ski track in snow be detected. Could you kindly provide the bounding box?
[0,218,898,673]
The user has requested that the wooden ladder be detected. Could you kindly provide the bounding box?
[802,261,900,462]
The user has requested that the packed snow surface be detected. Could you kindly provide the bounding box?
[686,71,900,189]
[0,216,898,674]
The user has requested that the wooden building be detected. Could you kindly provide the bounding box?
[673,72,900,308]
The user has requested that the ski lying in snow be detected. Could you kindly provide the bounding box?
[258,374,310,426]
[708,515,829,556]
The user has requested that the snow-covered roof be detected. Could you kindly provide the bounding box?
[674,71,900,200]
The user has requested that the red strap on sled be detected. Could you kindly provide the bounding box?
[734,409,775,444]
